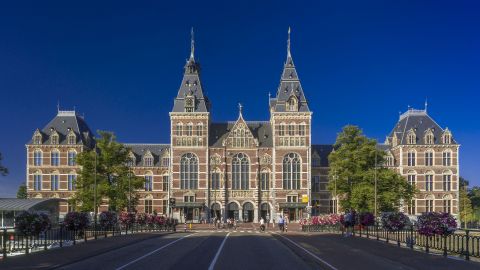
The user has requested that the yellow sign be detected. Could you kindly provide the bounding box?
[302,194,309,203]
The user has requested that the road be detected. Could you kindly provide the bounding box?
[2,230,478,270]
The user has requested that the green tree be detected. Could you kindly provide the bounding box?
[72,131,143,212]
[328,125,415,213]
[17,184,27,199]
[0,152,8,176]
[459,178,474,228]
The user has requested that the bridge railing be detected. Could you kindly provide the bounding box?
[302,224,480,261]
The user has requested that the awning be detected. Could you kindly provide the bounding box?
[278,202,307,209]
[174,202,205,208]
[0,198,65,211]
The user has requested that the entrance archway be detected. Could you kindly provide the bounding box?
[243,202,254,222]
[227,202,239,220]
[260,203,270,222]
[211,203,221,220]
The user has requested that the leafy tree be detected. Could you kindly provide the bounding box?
[72,131,143,212]
[459,178,474,228]
[17,184,27,199]
[0,152,8,176]
[328,125,415,213]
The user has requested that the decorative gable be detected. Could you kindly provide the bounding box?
[33,129,43,145]
[223,110,258,148]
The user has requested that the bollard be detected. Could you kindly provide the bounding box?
[425,236,429,254]
[184,221,187,232]
[60,225,64,248]
[465,230,470,261]
[44,231,48,250]
[409,226,414,249]
[443,235,447,257]
[25,236,29,255]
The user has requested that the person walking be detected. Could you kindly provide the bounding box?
[278,215,285,232]
[260,217,265,232]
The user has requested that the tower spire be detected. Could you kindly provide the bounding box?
[425,98,428,113]
[190,27,195,60]
[287,27,291,58]
[238,103,243,117]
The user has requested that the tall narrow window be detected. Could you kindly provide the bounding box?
[180,153,198,189]
[287,96,298,111]
[279,123,285,136]
[312,176,320,192]
[68,151,77,166]
[144,200,153,214]
[425,174,434,191]
[443,199,451,214]
[162,199,168,214]
[329,199,337,214]
[68,174,76,191]
[407,172,416,188]
[51,151,60,166]
[143,154,153,167]
[162,175,169,191]
[176,123,183,136]
[443,174,451,191]
[298,123,306,136]
[144,175,153,191]
[232,153,249,190]
[186,123,193,136]
[443,131,452,144]
[50,174,59,191]
[426,199,434,212]
[50,134,59,145]
[425,132,434,144]
[33,133,42,144]
[68,134,76,145]
[34,150,43,166]
[408,200,416,215]
[211,171,220,190]
[425,150,433,166]
[196,123,203,136]
[260,171,269,191]
[34,173,42,190]
[288,123,295,136]
[443,151,451,166]
[407,131,416,145]
[407,150,416,166]
[283,153,301,190]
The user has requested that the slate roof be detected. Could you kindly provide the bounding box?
[124,144,170,167]
[27,110,94,146]
[387,109,456,145]
[312,144,334,167]
[209,121,273,148]
[171,56,210,113]
[0,198,64,211]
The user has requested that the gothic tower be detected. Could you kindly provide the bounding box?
[170,29,211,221]
[270,28,312,219]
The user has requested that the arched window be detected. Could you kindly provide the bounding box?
[211,169,221,190]
[33,150,43,166]
[424,131,434,145]
[385,154,394,167]
[279,123,286,136]
[260,170,270,190]
[442,170,452,191]
[298,123,306,136]
[51,150,60,166]
[33,132,42,145]
[180,153,198,189]
[232,153,249,190]
[67,133,76,145]
[442,150,452,166]
[68,173,76,191]
[144,173,153,191]
[186,123,193,136]
[425,149,434,166]
[407,150,416,166]
[50,172,59,191]
[50,133,59,145]
[442,130,452,144]
[425,195,435,212]
[34,171,42,191]
[443,194,452,213]
[196,123,203,136]
[286,96,298,111]
[176,123,183,136]
[288,123,295,136]
[407,130,416,145]
[425,171,434,191]
[283,153,301,190]
[407,170,416,188]
[68,150,77,166]
[143,152,154,167]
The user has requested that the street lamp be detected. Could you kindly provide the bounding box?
[374,151,378,218]
[93,144,98,240]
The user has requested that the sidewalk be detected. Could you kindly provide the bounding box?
[0,232,173,270]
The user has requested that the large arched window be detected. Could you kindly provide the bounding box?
[180,153,198,189]
[283,153,301,190]
[34,171,42,191]
[51,150,60,166]
[260,170,270,191]
[33,150,43,166]
[68,150,77,166]
[425,149,434,166]
[407,170,416,188]
[442,150,452,166]
[407,150,416,166]
[211,168,221,190]
[286,96,298,111]
[232,153,249,190]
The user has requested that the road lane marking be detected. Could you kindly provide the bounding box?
[208,232,231,270]
[115,233,195,270]
[274,233,338,270]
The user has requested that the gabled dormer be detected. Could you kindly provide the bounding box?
[50,129,59,145]
[32,129,43,145]
[442,128,452,144]
[67,129,77,145]
[406,129,416,145]
[143,151,154,167]
[223,105,259,148]
[424,128,434,145]
[286,95,298,112]
[127,151,136,167]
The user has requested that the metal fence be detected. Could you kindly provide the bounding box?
[302,224,480,260]
[1,223,177,259]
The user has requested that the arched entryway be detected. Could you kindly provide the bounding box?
[211,203,221,220]
[227,202,239,220]
[243,202,254,222]
[260,203,271,222]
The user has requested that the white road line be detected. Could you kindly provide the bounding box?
[115,233,195,270]
[208,232,231,270]
[274,233,338,270]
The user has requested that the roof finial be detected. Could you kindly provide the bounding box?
[57,100,60,112]
[238,102,243,116]
[190,27,195,60]
[425,98,428,113]
[287,26,291,58]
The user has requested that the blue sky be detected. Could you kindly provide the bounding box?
[1,1,479,196]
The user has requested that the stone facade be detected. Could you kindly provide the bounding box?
[25,32,459,222]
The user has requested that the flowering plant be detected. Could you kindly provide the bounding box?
[64,212,90,231]
[154,215,166,226]
[381,212,410,231]
[416,212,457,237]
[136,213,148,225]
[359,212,375,226]
[300,214,342,226]
[119,212,136,227]
[15,211,51,236]
[99,211,117,228]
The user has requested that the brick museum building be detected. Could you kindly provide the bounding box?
[25,32,460,222]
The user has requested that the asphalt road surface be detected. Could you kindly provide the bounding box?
[3,230,478,270]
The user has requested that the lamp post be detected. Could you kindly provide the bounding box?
[374,151,378,218]
[93,144,98,240]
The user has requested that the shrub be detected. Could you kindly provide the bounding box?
[417,212,457,237]
[136,213,148,225]
[99,211,117,229]
[64,212,90,231]
[119,212,136,227]
[15,211,51,236]
[381,212,410,231]
[359,212,375,226]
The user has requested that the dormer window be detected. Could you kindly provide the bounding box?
[185,96,195,112]
[286,96,298,111]
[385,154,394,167]
[50,132,59,145]
[406,130,416,145]
[424,131,434,145]
[143,152,154,167]
[127,153,136,167]
[33,132,42,145]
[67,132,76,145]
[442,130,452,144]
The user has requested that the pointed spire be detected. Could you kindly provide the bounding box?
[238,103,243,117]
[287,27,291,58]
[190,27,195,60]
